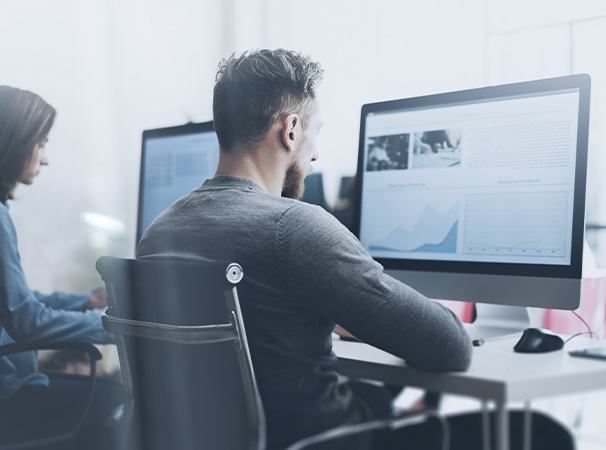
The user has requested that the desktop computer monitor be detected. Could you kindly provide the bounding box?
[300,172,329,211]
[136,121,219,243]
[353,74,591,334]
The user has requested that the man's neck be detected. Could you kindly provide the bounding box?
[214,145,287,197]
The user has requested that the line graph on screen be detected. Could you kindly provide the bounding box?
[463,191,568,257]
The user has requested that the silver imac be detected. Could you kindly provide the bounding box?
[353,74,591,338]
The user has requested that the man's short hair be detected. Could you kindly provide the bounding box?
[213,49,323,151]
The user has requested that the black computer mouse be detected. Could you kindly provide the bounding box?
[513,327,564,353]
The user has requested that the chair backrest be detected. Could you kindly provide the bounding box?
[96,256,266,450]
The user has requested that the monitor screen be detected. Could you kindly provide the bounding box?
[300,172,328,211]
[354,74,591,312]
[137,121,219,243]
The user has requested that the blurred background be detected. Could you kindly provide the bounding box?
[2,0,606,293]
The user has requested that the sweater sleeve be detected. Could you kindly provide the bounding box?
[34,291,89,311]
[277,204,472,373]
[0,207,114,345]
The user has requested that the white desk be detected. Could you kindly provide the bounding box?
[333,334,606,450]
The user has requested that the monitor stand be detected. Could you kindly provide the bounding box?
[465,304,530,340]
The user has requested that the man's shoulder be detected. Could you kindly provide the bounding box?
[278,199,336,223]
[194,181,329,218]
[278,201,357,246]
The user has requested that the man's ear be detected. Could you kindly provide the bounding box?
[281,113,299,153]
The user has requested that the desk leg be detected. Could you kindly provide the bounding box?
[481,401,491,450]
[523,400,532,450]
[495,402,509,450]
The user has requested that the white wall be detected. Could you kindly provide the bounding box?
[484,0,606,265]
[1,0,224,292]
[238,0,488,203]
[4,0,605,293]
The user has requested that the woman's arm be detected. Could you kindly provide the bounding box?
[0,207,113,344]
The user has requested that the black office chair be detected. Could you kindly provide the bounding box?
[96,256,449,450]
[0,342,102,450]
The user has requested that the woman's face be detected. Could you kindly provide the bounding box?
[19,137,48,185]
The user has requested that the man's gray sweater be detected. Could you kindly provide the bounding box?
[137,175,472,449]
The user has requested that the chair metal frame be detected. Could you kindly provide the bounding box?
[97,256,448,450]
[98,257,266,450]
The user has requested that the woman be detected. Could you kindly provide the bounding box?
[0,86,122,447]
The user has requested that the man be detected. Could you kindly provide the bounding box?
[137,49,472,449]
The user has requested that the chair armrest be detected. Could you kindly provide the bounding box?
[0,342,102,360]
[284,408,449,450]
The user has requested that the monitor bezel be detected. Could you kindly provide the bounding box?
[353,74,591,280]
[136,121,215,244]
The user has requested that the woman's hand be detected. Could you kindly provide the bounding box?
[81,287,107,310]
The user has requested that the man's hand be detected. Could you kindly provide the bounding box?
[81,287,108,310]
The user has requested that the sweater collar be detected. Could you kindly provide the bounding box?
[203,176,265,193]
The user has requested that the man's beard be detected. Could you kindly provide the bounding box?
[281,160,307,200]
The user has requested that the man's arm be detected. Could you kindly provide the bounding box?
[278,204,472,372]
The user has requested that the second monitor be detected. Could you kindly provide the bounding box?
[137,121,219,244]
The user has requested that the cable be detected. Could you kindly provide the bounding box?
[571,310,594,336]
[564,331,598,344]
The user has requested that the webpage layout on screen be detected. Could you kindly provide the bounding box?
[359,89,580,266]
[140,132,219,235]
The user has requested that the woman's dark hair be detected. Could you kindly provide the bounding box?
[0,86,56,203]
[213,49,323,152]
